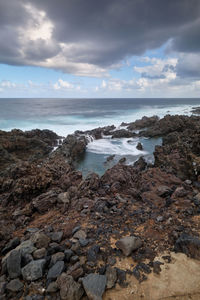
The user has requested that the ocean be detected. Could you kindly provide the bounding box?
[1,98,200,176]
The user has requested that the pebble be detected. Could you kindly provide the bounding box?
[6,279,23,292]
[47,261,65,280]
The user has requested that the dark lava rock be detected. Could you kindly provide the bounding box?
[111,129,135,139]
[0,281,6,295]
[56,273,84,300]
[106,155,115,162]
[7,249,21,279]
[66,262,84,280]
[116,268,127,287]
[6,279,23,292]
[174,233,200,259]
[70,255,79,264]
[119,157,126,164]
[87,245,100,262]
[47,261,65,280]
[1,237,20,255]
[137,262,151,274]
[79,238,89,247]
[82,273,107,300]
[133,266,141,281]
[46,281,59,293]
[50,252,65,266]
[21,259,46,281]
[106,266,117,289]
[72,226,81,235]
[153,261,163,274]
[50,231,63,243]
[115,236,142,256]
[133,156,147,171]
[136,142,143,151]
[157,185,173,197]
[64,249,73,262]
[32,190,58,214]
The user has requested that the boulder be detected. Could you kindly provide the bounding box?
[82,273,107,300]
[32,190,57,213]
[7,250,21,279]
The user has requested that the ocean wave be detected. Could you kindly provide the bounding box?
[86,137,147,156]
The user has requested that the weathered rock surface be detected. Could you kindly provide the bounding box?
[57,273,84,300]
[47,261,65,279]
[175,234,200,260]
[7,250,21,279]
[1,116,200,299]
[6,279,23,292]
[82,274,107,300]
[116,236,142,256]
[21,259,46,281]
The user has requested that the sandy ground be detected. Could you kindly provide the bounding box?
[103,252,200,300]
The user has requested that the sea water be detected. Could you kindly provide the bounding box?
[1,98,200,176]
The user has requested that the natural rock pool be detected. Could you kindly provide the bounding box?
[76,136,162,177]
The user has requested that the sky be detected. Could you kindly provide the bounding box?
[0,0,200,98]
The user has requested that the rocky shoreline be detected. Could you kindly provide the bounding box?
[1,114,200,299]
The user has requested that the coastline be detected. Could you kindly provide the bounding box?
[1,114,200,299]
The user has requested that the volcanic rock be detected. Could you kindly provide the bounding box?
[56,273,84,300]
[174,233,200,260]
[22,259,46,281]
[6,279,23,292]
[106,266,117,289]
[116,236,142,256]
[47,261,65,280]
[82,273,107,300]
[7,249,21,279]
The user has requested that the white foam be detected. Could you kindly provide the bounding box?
[87,137,147,156]
[2,103,199,137]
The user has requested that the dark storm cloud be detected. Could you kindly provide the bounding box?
[0,0,200,74]
[32,0,200,66]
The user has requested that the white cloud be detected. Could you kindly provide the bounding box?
[53,79,74,90]
[134,57,177,79]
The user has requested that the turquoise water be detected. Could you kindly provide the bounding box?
[76,136,162,177]
[1,98,200,176]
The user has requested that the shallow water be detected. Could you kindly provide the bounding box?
[76,136,162,177]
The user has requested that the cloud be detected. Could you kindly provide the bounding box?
[0,0,199,77]
[176,53,200,79]
[134,57,177,79]
[53,79,74,90]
